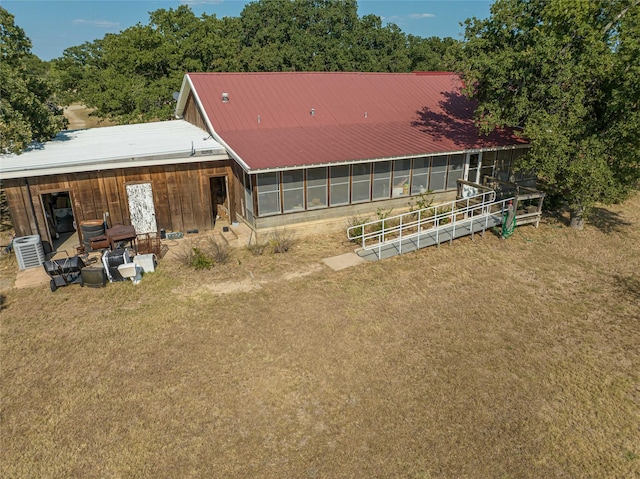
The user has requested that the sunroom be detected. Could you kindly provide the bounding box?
[246,147,530,228]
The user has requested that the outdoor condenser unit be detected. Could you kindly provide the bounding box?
[13,235,45,270]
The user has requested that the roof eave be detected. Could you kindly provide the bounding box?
[0,151,229,180]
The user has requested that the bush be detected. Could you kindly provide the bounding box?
[189,247,214,270]
[270,228,295,254]
[347,215,370,242]
[246,240,269,256]
[209,239,230,265]
[175,242,214,270]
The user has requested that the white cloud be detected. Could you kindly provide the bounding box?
[409,13,436,19]
[72,19,120,28]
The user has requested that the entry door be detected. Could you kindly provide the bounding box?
[126,182,157,234]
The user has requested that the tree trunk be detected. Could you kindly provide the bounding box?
[569,206,584,230]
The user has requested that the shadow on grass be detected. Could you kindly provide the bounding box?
[613,274,640,300]
[588,207,632,233]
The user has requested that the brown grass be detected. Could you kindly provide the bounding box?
[1,194,639,478]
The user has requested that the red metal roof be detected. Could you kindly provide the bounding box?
[184,72,526,171]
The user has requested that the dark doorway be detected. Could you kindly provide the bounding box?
[210,176,229,226]
[40,191,76,253]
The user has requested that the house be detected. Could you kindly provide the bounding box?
[1,72,528,250]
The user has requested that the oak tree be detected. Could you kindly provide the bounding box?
[455,0,640,228]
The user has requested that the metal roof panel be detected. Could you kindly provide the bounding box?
[0,120,227,179]
[184,72,526,170]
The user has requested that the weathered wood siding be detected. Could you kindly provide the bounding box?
[183,92,208,131]
[4,160,237,239]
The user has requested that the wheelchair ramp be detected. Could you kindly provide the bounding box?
[347,190,512,262]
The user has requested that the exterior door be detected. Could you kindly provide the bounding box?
[126,182,157,234]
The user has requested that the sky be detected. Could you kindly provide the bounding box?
[2,0,493,61]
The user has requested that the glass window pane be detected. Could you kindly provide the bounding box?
[411,157,430,195]
[480,150,497,183]
[282,170,305,212]
[429,155,447,191]
[467,153,480,184]
[307,167,327,209]
[372,161,391,199]
[257,172,280,216]
[392,159,411,197]
[447,154,464,190]
[351,163,371,203]
[330,165,350,206]
[496,150,512,181]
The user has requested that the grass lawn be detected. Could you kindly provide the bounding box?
[1,195,639,478]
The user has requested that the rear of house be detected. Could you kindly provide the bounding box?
[1,71,529,251]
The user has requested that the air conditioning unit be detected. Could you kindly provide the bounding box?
[14,235,45,270]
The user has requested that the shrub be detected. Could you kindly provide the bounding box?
[208,239,230,265]
[270,228,295,254]
[175,242,214,270]
[347,215,370,242]
[246,240,269,256]
[189,247,214,270]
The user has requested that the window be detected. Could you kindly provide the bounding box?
[467,153,480,184]
[496,150,513,181]
[244,173,254,223]
[447,154,464,190]
[306,167,327,209]
[392,159,411,197]
[480,151,497,183]
[411,157,430,195]
[282,170,305,212]
[430,155,448,191]
[352,163,371,203]
[329,165,350,206]
[256,172,280,216]
[372,161,391,200]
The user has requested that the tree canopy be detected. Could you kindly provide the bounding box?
[52,1,457,123]
[0,7,67,154]
[454,0,640,228]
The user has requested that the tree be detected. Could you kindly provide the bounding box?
[455,0,640,228]
[52,1,460,123]
[0,7,67,153]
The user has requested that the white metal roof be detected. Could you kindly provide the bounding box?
[0,120,228,179]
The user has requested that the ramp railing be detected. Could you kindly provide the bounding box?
[347,189,512,258]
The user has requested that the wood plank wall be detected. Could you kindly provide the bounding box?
[4,160,236,238]
[183,93,208,131]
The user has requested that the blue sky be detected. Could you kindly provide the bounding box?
[2,0,493,61]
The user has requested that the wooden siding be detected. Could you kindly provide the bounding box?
[4,160,237,240]
[3,179,35,236]
[183,92,208,131]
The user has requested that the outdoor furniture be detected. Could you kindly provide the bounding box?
[105,225,137,251]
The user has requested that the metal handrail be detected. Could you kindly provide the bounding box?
[347,190,512,256]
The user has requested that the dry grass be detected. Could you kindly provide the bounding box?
[1,194,639,478]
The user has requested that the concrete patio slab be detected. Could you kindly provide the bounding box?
[322,252,367,271]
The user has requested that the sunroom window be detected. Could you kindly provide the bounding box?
[307,167,327,209]
[411,157,430,195]
[430,155,448,191]
[256,172,280,216]
[372,161,391,199]
[392,159,411,197]
[282,170,305,212]
[447,154,465,190]
[351,163,371,203]
[329,165,350,206]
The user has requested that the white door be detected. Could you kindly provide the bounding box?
[126,182,157,234]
